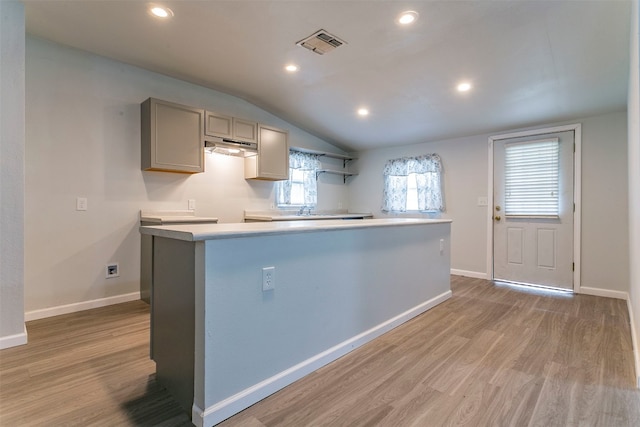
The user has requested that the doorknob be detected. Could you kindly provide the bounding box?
[494,215,501,221]
[495,206,501,211]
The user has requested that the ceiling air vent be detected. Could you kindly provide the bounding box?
[296,29,346,55]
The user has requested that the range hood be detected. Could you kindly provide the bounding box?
[204,137,257,157]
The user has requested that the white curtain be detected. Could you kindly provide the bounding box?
[276,151,320,206]
[382,154,444,212]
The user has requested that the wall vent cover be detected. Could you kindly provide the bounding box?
[296,29,346,55]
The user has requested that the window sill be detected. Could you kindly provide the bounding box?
[383,211,443,217]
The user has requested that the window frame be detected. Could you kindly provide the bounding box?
[282,168,306,207]
[276,151,320,208]
[406,173,419,212]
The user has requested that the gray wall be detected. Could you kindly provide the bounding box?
[24,37,348,314]
[349,133,489,275]
[0,1,26,348]
[349,110,630,294]
[581,112,629,293]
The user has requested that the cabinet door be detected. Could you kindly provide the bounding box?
[245,125,289,180]
[142,98,204,173]
[233,118,258,143]
[204,111,233,138]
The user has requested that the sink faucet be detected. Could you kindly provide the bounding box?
[297,206,312,215]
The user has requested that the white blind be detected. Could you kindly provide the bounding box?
[504,138,560,217]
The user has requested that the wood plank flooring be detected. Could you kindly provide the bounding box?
[1,276,638,426]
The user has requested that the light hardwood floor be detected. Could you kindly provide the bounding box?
[1,276,638,426]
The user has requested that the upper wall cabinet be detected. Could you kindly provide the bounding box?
[204,111,232,139]
[245,125,289,181]
[205,111,258,144]
[141,98,205,174]
[233,118,258,143]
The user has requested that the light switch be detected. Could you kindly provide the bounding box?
[188,199,196,211]
[477,196,488,207]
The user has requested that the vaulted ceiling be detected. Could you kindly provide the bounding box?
[23,0,631,151]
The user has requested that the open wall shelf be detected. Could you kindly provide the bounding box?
[292,147,357,183]
[316,169,357,183]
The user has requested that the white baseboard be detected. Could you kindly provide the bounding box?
[24,292,141,321]
[192,290,453,427]
[627,296,640,389]
[0,324,28,350]
[450,269,488,279]
[578,286,628,300]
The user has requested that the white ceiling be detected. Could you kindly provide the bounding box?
[23,0,631,152]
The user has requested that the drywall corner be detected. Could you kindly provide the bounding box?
[0,1,26,348]
[627,0,640,389]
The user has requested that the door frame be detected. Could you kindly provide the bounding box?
[486,123,582,293]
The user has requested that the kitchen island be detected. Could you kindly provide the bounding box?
[139,218,452,427]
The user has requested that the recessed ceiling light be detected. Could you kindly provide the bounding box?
[398,11,419,25]
[149,5,173,19]
[285,64,299,72]
[457,82,472,92]
[357,108,369,117]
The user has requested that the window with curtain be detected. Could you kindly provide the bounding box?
[382,154,444,213]
[276,151,320,207]
[504,138,560,217]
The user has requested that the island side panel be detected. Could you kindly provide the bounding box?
[152,236,196,413]
[198,222,451,417]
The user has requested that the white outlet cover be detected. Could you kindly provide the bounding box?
[262,266,275,291]
[76,197,88,211]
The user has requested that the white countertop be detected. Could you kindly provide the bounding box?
[139,218,452,241]
[140,210,218,225]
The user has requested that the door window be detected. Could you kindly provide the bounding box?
[504,138,560,218]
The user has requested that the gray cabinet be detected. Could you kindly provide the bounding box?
[245,124,289,180]
[141,98,286,178]
[204,111,232,139]
[232,118,258,143]
[205,111,258,144]
[141,98,205,173]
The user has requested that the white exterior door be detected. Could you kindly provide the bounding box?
[493,130,574,290]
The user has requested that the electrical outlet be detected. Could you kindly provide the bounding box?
[188,199,196,211]
[76,197,88,211]
[106,263,120,279]
[262,266,275,291]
